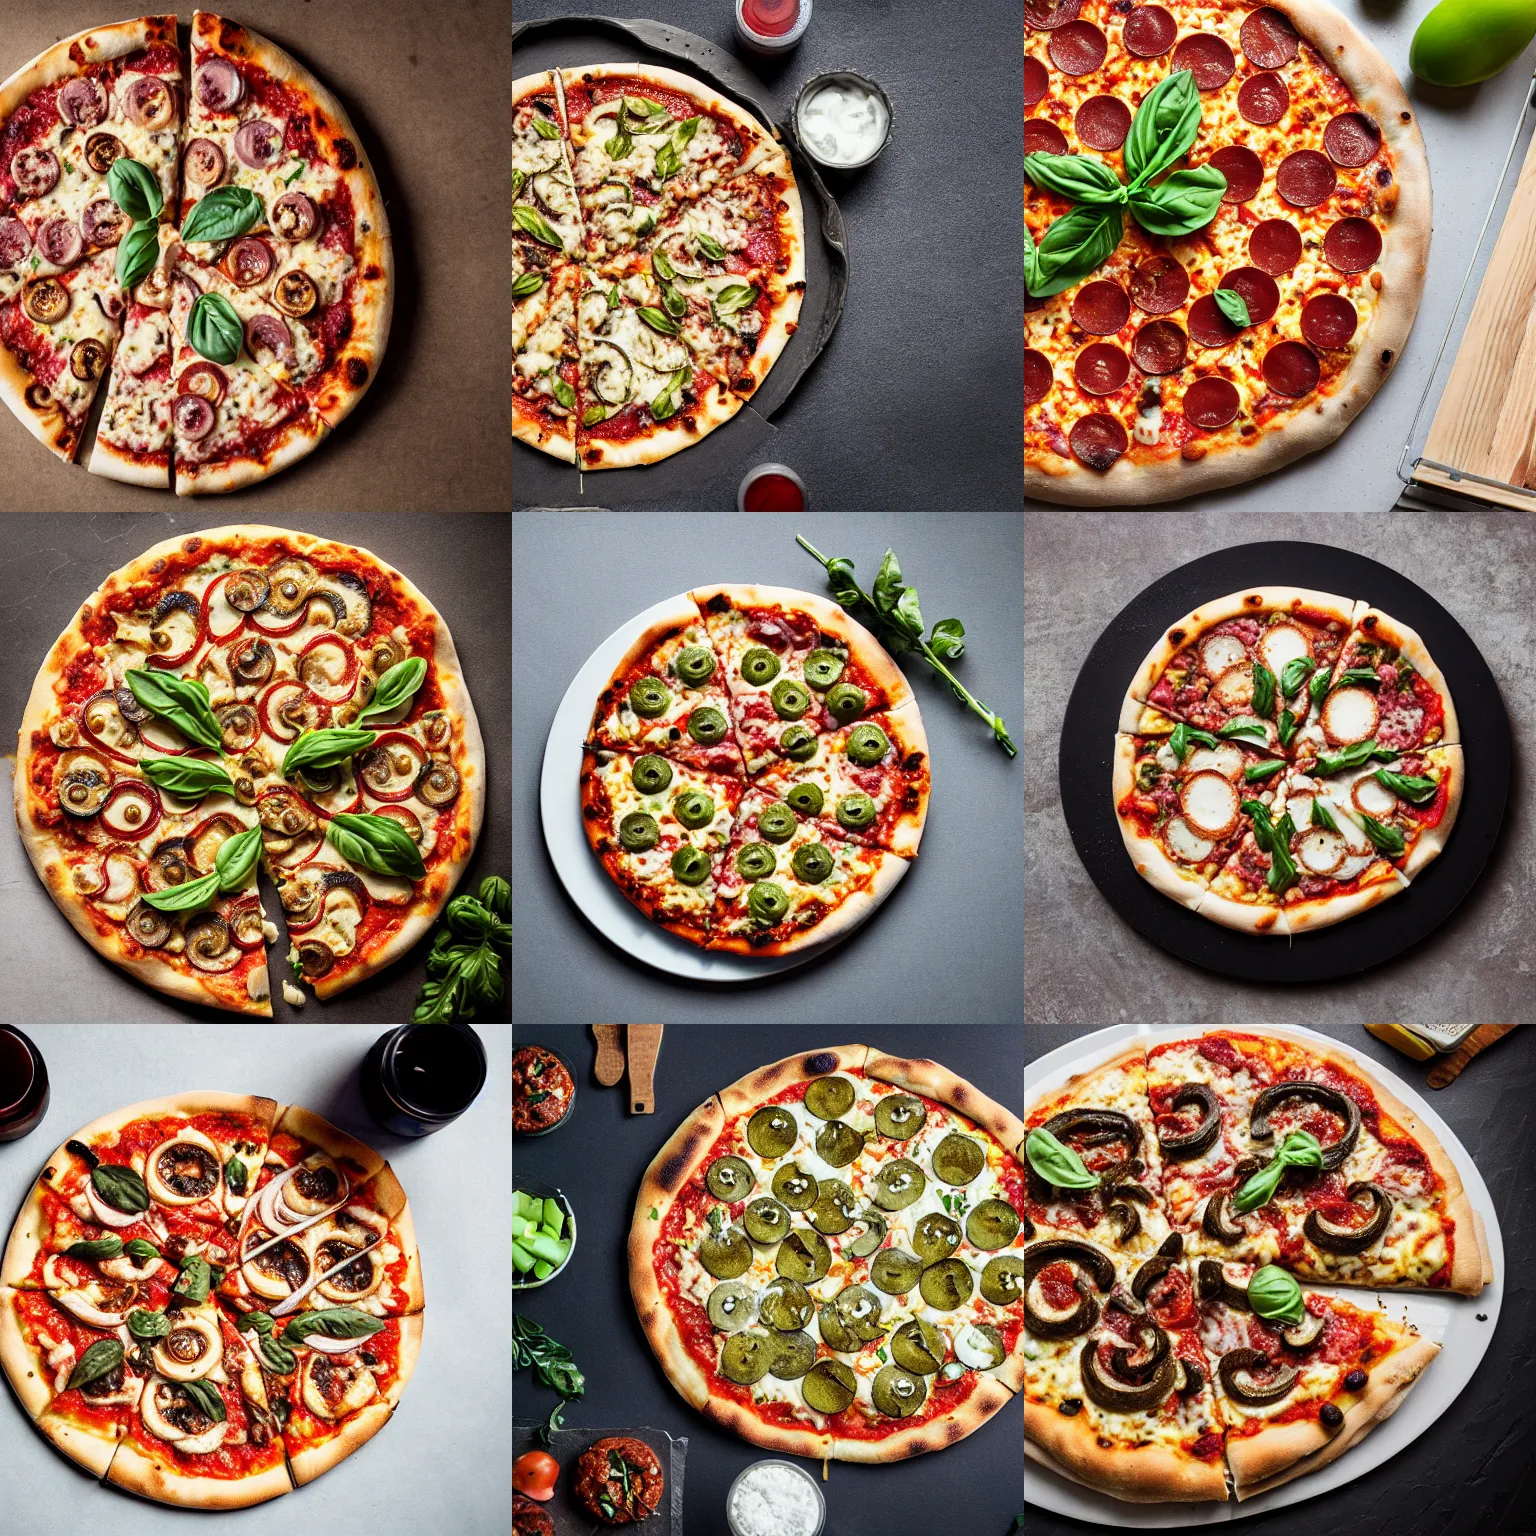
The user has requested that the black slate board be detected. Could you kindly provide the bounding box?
[513,15,848,508]
[1058,541,1510,985]
[514,1423,686,1534]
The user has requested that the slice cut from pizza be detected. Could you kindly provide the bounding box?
[89,297,176,486]
[512,249,580,461]
[512,70,584,261]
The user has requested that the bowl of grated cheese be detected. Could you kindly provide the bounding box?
[726,1458,825,1536]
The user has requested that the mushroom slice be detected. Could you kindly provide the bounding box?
[1156,1083,1221,1161]
[1081,1330,1176,1412]
[262,555,318,616]
[1180,771,1240,839]
[1022,1239,1115,1340]
[146,1128,222,1205]
[185,913,242,973]
[142,1374,228,1451]
[1250,1083,1362,1171]
[151,1314,224,1382]
[1321,686,1379,746]
[1219,1348,1297,1406]
[300,1351,377,1421]
[1303,1182,1393,1255]
[416,758,460,809]
[1282,1309,1327,1349]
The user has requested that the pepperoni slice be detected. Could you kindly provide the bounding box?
[1183,376,1241,430]
[1238,73,1289,125]
[1130,255,1190,315]
[1025,56,1049,109]
[1249,218,1302,276]
[1071,280,1132,336]
[1240,6,1300,67]
[1025,118,1070,157]
[1276,150,1337,209]
[1209,146,1264,204]
[1123,4,1177,56]
[1132,321,1189,375]
[1187,295,1241,350]
[1025,349,1055,407]
[1076,95,1132,151]
[1324,112,1382,168]
[1263,341,1321,396]
[1069,413,1129,470]
[1025,0,1083,28]
[1171,34,1235,91]
[1324,217,1382,274]
[1220,267,1280,325]
[1075,343,1131,395]
[1300,294,1358,350]
[1050,21,1108,75]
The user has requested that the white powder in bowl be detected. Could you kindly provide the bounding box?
[728,1460,822,1536]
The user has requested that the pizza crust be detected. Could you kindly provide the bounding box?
[174,407,331,496]
[1280,865,1407,932]
[1111,734,1214,911]
[87,433,172,489]
[36,1405,125,1478]
[285,1400,393,1487]
[105,1433,295,1509]
[1026,1397,1231,1502]
[0,1288,56,1418]
[1191,884,1290,935]
[271,1104,386,1185]
[864,1052,1025,1152]
[1401,745,1462,879]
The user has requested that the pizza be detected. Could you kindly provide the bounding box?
[514,63,805,468]
[13,525,485,1015]
[1023,1030,1492,1502]
[628,1045,1026,1462]
[579,585,929,955]
[0,1093,423,1507]
[0,13,391,493]
[1113,584,1461,933]
[1025,0,1431,503]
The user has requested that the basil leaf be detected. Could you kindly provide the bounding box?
[582,403,614,427]
[479,875,510,919]
[1024,150,1125,206]
[1280,657,1315,699]
[65,1235,124,1261]
[282,727,377,778]
[1023,1129,1101,1191]
[1213,286,1252,329]
[138,754,237,801]
[1169,722,1189,761]
[259,1334,297,1373]
[124,1239,161,1264]
[928,617,966,661]
[1358,813,1406,856]
[174,1255,212,1305]
[1024,227,1042,298]
[661,281,687,319]
[1267,840,1299,894]
[1233,1132,1322,1213]
[655,138,680,181]
[1277,709,1297,749]
[180,185,263,244]
[282,1307,386,1344]
[188,291,243,365]
[625,96,672,123]
[1129,165,1227,237]
[606,103,634,162]
[1244,759,1285,783]
[214,824,263,892]
[107,158,163,222]
[652,249,677,283]
[127,1308,171,1340]
[354,656,426,725]
[1316,739,1398,775]
[1123,69,1202,188]
[1374,769,1437,805]
[140,870,219,912]
[713,283,758,316]
[237,1311,275,1337]
[511,169,526,202]
[1335,667,1382,689]
[673,115,701,149]
[91,1164,149,1214]
[116,219,160,291]
[66,1339,125,1392]
[1026,206,1123,299]
[326,812,428,881]
[224,1154,248,1196]
[532,115,563,142]
[872,549,906,616]
[649,365,691,422]
[637,304,682,337]
[125,669,222,751]
[181,1377,227,1423]
[512,271,546,300]
[513,206,563,248]
[1309,667,1332,708]
[1218,717,1268,741]
[1252,662,1276,719]
[1241,799,1276,851]
[1311,797,1340,832]
[606,284,621,310]
[695,233,727,261]
[552,375,577,408]
[1248,1265,1305,1326]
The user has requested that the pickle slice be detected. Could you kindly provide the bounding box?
[814,1120,865,1168]
[775,1228,832,1283]
[871,1158,926,1211]
[719,1331,773,1384]
[767,1329,817,1380]
[870,1248,923,1296]
[966,1199,1021,1251]
[760,1278,814,1332]
[911,1212,962,1265]
[744,1197,791,1244]
[980,1255,1026,1306]
[808,1179,856,1235]
[804,1075,855,1120]
[771,1162,818,1211]
[874,1094,927,1140]
[801,1358,857,1414]
[891,1318,946,1375]
[932,1132,985,1186]
[699,1225,753,1279]
[707,1281,756,1333]
[705,1155,755,1202]
[919,1257,975,1311]
[872,1364,928,1419]
[747,1106,797,1159]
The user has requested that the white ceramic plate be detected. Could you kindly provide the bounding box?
[1023,1024,1505,1526]
[538,591,914,981]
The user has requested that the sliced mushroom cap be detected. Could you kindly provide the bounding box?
[1302,1182,1393,1255]
[59,765,111,816]
[1282,1309,1327,1349]
[1201,1189,1248,1247]
[297,940,335,979]
[258,788,316,838]
[1107,1317,1172,1384]
[185,914,241,973]
[125,900,172,949]
[1156,1083,1222,1161]
[1023,1239,1114,1340]
[416,759,460,808]
[1027,1107,1139,1197]
[1219,1348,1298,1406]
[1250,1082,1362,1171]
[229,636,275,683]
[143,838,195,891]
[263,556,317,616]
[1195,1259,1251,1311]
[1106,1182,1154,1244]
[1081,1330,1176,1412]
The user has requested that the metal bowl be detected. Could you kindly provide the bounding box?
[793,70,893,173]
[726,1459,826,1535]
[513,1041,577,1138]
[512,1176,576,1291]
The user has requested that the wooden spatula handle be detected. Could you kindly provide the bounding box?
[1426,1024,1516,1089]
[591,1025,625,1087]
[627,1025,663,1114]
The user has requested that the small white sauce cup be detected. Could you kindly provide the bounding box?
[726,1458,826,1536]
[793,70,893,172]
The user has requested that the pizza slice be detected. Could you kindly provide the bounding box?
[512,247,580,460]
[513,70,585,261]
[88,295,175,485]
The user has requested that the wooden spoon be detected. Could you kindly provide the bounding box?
[627,1026,663,1114]
[591,1025,625,1087]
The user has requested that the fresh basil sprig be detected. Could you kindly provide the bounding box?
[1374,768,1437,804]
[188,292,243,365]
[1024,1128,1100,1191]
[713,283,758,317]
[1123,70,1203,187]
[282,727,378,777]
[1277,709,1298,750]
[1334,667,1382,689]
[637,304,682,337]
[1311,796,1340,833]
[66,1339,125,1392]
[1244,759,1285,783]
[1280,657,1316,699]
[1316,738,1398,776]
[173,1254,212,1305]
[125,669,222,752]
[66,1235,124,1261]
[1242,801,1299,894]
[514,206,562,249]
[1213,286,1253,329]
[514,1314,586,1446]
[1248,1264,1306,1326]
[259,1334,297,1373]
[1024,207,1123,300]
[649,366,691,422]
[1252,662,1276,720]
[532,115,563,142]
[695,232,727,262]
[138,755,237,801]
[1309,667,1333,709]
[1234,1131,1324,1213]
[1023,151,1124,206]
[512,271,545,300]
[412,876,510,1023]
[180,1377,226,1424]
[125,1238,161,1265]
[281,1307,385,1345]
[108,158,163,223]
[1169,723,1218,761]
[354,657,426,725]
[326,813,428,881]
[1358,813,1406,856]
[140,824,261,912]
[92,1163,149,1214]
[180,185,263,245]
[1218,717,1268,742]
[116,219,160,291]
[128,1308,172,1340]
[1129,166,1227,239]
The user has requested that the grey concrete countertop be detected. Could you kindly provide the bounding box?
[512,512,1023,1023]
[0,1023,510,1533]
[1025,509,1535,1023]
[0,512,510,1024]
[513,0,1023,511]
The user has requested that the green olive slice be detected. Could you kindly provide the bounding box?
[740,646,781,686]
[771,1162,817,1210]
[871,1364,928,1418]
[803,648,846,689]
[825,682,867,723]
[814,1120,865,1168]
[673,644,717,686]
[980,1255,1026,1307]
[707,1280,756,1333]
[699,1225,753,1279]
[874,1094,927,1140]
[671,845,712,886]
[870,1248,923,1296]
[912,1212,962,1265]
[755,801,796,844]
[775,1227,831,1283]
[845,722,890,765]
[801,1358,857,1414]
[771,679,810,720]
[780,724,817,762]
[767,1329,816,1380]
[687,706,728,744]
[791,842,835,884]
[618,812,660,852]
[836,792,877,831]
[760,1278,814,1332]
[919,1257,975,1311]
[746,1105,797,1159]
[747,881,789,927]
[631,754,673,793]
[784,781,824,816]
[932,1132,985,1186]
[735,842,777,880]
[628,675,671,718]
[719,1331,773,1384]
[872,1158,926,1211]
[809,1179,856,1235]
[891,1318,947,1375]
[966,1199,1022,1251]
[705,1155,755,1202]
[816,1302,856,1353]
[803,1076,855,1120]
[844,1208,888,1258]
[673,788,715,829]
[834,1283,886,1342]
[744,1197,791,1245]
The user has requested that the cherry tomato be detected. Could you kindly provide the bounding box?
[514,1449,560,1501]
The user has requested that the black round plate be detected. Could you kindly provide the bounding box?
[1058,541,1510,984]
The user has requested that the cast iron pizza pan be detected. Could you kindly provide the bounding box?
[1058,541,1510,984]
[512,15,848,507]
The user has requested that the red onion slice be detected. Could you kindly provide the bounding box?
[271,191,319,241]
[123,75,174,128]
[58,76,108,127]
[174,393,216,441]
[0,217,31,267]
[82,199,129,248]
[234,119,283,169]
[195,58,243,111]
[37,217,84,268]
[183,137,226,187]
[228,236,274,287]
[246,313,293,364]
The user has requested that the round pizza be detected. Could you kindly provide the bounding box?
[0,1092,423,1508]
[1114,585,1461,933]
[514,63,805,468]
[628,1045,1026,1462]
[1023,1030,1492,1502]
[1025,0,1431,503]
[579,585,930,955]
[13,524,485,1015]
[0,13,391,494]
